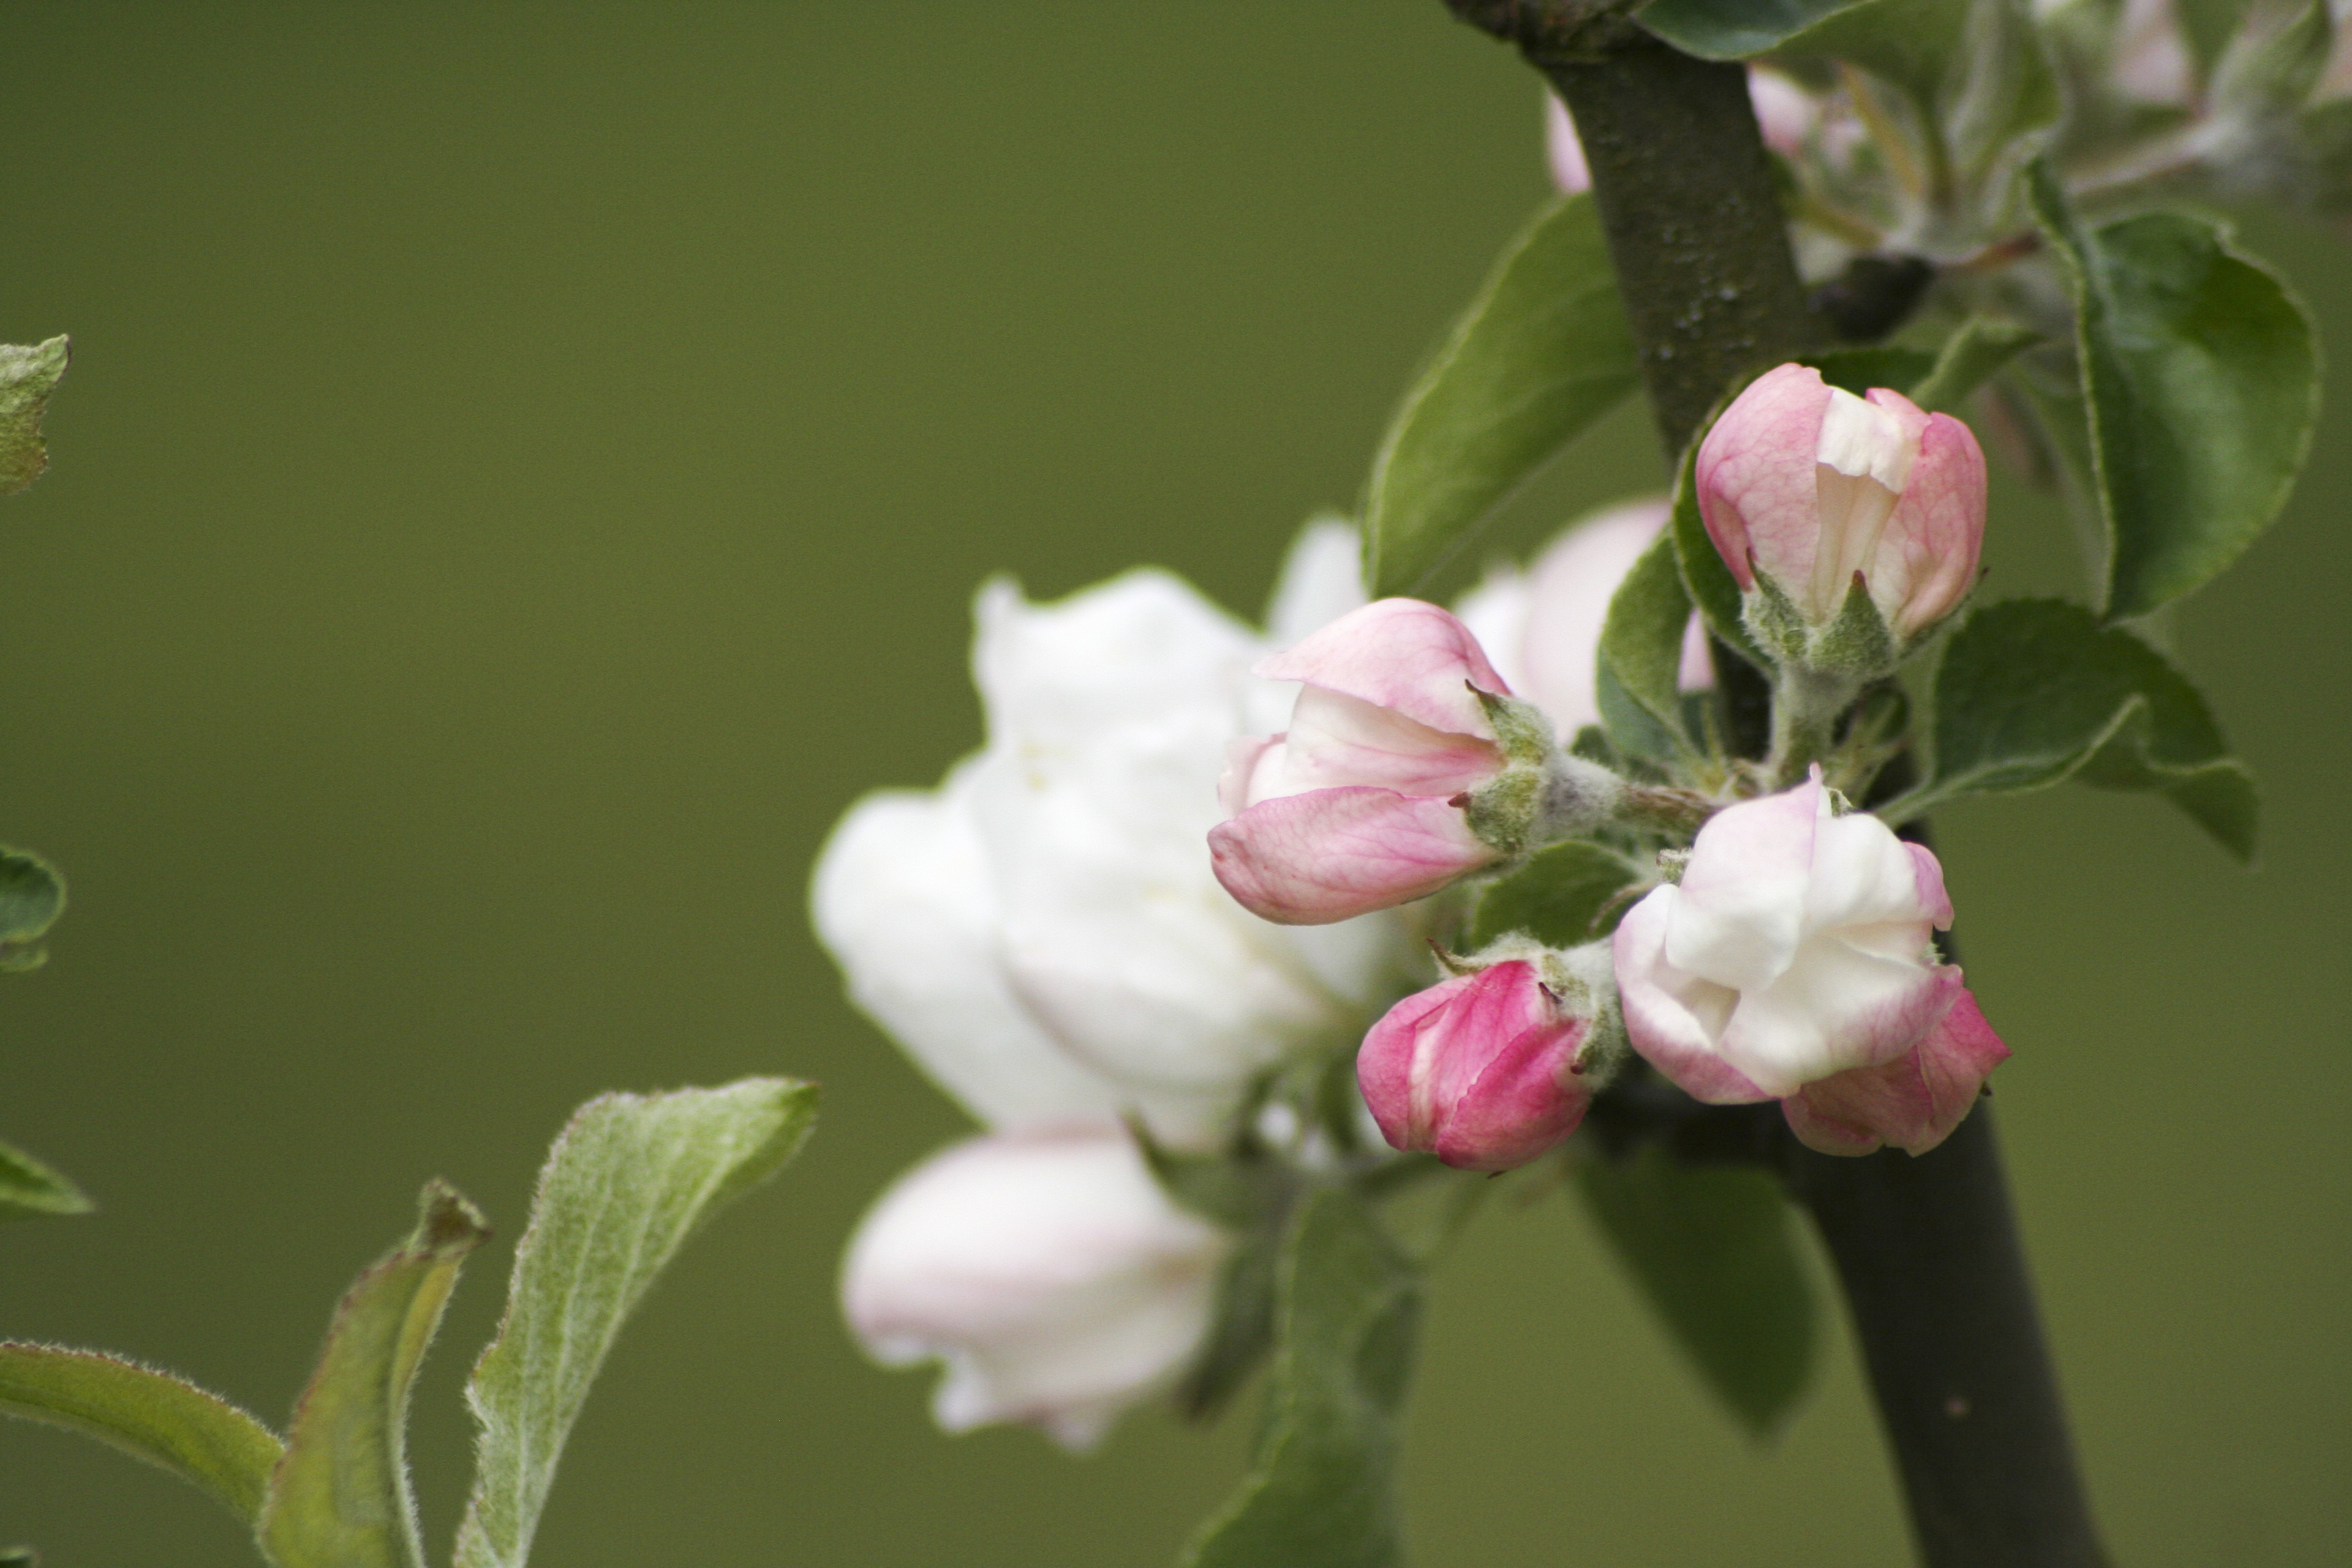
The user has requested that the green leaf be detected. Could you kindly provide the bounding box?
[1637,0,1874,59]
[0,1342,284,1523]
[1179,1188,1420,1568]
[0,847,66,973]
[1575,1147,1817,1437]
[1908,597,2257,858]
[1908,316,2040,413]
[1469,840,1646,949]
[0,1547,34,1566]
[260,1181,489,1568]
[0,338,67,497]
[454,1078,818,1568]
[1597,527,1704,764]
[2028,163,2319,619]
[1365,196,1637,595]
[0,1137,92,1221]
[1668,444,1768,672]
[1800,345,1937,397]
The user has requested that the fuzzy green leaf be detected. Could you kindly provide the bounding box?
[2028,163,2319,619]
[1575,1147,1817,1437]
[260,1182,489,1568]
[1909,316,2040,413]
[0,1138,91,1221]
[1668,443,1768,672]
[0,1343,283,1523]
[1365,195,1637,595]
[0,338,68,497]
[454,1079,817,1568]
[1597,527,1701,761]
[1469,840,1647,949]
[1179,1187,1420,1568]
[1908,597,2257,858]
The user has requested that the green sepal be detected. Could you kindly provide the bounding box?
[1899,597,2257,858]
[0,1138,92,1222]
[0,338,68,497]
[1909,316,2040,413]
[1469,686,1558,768]
[1467,840,1648,950]
[0,1343,284,1524]
[1365,195,1637,595]
[1807,570,1901,679]
[1575,1144,1818,1438]
[2027,160,2319,620]
[454,1079,817,1568]
[1177,1187,1421,1568]
[260,1181,490,1568]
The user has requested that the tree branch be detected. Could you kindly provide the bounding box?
[1447,7,2109,1563]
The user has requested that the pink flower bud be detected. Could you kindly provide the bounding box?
[1210,599,1514,925]
[1696,363,1987,645]
[1544,93,1591,195]
[1610,768,2008,1156]
[1357,958,1597,1171]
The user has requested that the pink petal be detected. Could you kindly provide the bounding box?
[1207,786,1497,926]
[1879,411,1987,638]
[1906,841,1954,930]
[1612,888,1772,1105]
[1544,93,1590,195]
[1780,984,2010,1156]
[1270,685,1505,801]
[1695,363,1833,594]
[1254,599,1510,737]
[1357,975,1474,1151]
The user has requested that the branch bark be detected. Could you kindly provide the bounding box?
[1446,7,2110,1565]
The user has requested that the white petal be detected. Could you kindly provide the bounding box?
[1803,808,1941,936]
[810,771,1125,1131]
[1265,515,1368,647]
[1718,936,1948,1093]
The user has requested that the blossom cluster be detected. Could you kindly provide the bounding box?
[814,361,2006,1448]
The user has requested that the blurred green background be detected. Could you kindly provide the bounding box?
[0,3,2344,1563]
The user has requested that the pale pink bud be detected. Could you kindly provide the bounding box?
[2112,0,2196,105]
[1544,93,1591,195]
[841,1127,1226,1451]
[1746,67,1818,159]
[1610,768,2008,1156]
[1696,363,1987,643]
[1357,958,1595,1171]
[1210,599,1514,925]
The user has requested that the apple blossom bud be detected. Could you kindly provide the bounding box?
[1210,599,1622,925]
[1696,363,1987,673]
[1610,767,2008,1156]
[1358,945,1618,1171]
[842,1126,1228,1451]
[1544,93,1591,195]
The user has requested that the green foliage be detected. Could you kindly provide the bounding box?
[1667,445,1767,671]
[1575,1147,1818,1437]
[1637,0,1873,59]
[2028,163,2319,620]
[260,1182,490,1568]
[0,1138,92,1221]
[0,848,67,973]
[454,1078,817,1568]
[1909,316,2040,413]
[1904,598,2257,858]
[1365,195,1637,595]
[1179,1188,1421,1568]
[1801,345,1936,397]
[1598,527,1703,761]
[0,1343,284,1523]
[1469,840,1646,950]
[0,337,68,497]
